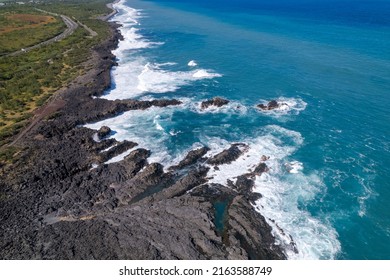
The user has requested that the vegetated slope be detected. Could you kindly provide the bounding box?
[0,0,112,152]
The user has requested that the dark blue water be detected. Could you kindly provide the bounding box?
[87,0,390,259]
[146,0,390,26]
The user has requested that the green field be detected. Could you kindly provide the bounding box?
[0,0,112,152]
[0,11,66,55]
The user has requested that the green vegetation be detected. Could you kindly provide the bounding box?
[0,145,20,164]
[0,11,66,54]
[0,0,113,149]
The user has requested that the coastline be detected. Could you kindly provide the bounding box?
[0,1,286,260]
[101,0,120,21]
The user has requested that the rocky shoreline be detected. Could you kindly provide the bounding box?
[0,20,286,260]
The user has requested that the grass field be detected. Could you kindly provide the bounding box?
[0,11,66,54]
[0,0,113,158]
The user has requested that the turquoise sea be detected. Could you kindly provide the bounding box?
[86,0,390,259]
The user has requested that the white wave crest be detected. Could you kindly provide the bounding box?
[102,3,222,100]
[84,106,177,166]
[153,115,165,131]
[138,64,221,94]
[106,62,222,99]
[188,60,197,67]
[254,172,341,259]
[201,126,340,259]
[284,160,304,174]
[113,0,143,25]
[115,27,161,55]
[204,126,302,186]
[192,69,221,78]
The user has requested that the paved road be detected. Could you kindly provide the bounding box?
[73,18,97,37]
[99,1,119,21]
[6,11,78,57]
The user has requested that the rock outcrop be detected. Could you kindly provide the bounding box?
[97,126,111,139]
[201,97,229,109]
[207,143,247,165]
[169,146,210,171]
[257,100,287,110]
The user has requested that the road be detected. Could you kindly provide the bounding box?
[8,11,78,57]
[99,0,119,21]
[73,17,97,37]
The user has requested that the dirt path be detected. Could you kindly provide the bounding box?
[9,94,66,146]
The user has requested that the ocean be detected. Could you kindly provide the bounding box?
[85,0,390,259]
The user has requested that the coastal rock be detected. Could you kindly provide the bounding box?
[226,196,285,259]
[253,162,269,175]
[95,148,150,186]
[150,99,182,108]
[99,140,138,163]
[201,97,229,109]
[124,148,151,164]
[71,99,182,127]
[169,146,210,171]
[257,100,287,110]
[150,166,210,202]
[97,126,111,139]
[230,175,261,203]
[121,99,182,112]
[128,162,166,187]
[261,155,270,161]
[207,143,247,165]
[116,161,173,204]
[38,194,224,260]
[121,148,151,177]
[94,138,117,152]
[235,175,255,192]
[190,184,283,259]
[226,162,268,202]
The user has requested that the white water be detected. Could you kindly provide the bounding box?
[103,1,222,100]
[200,126,341,259]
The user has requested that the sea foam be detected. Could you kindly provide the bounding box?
[188,60,197,67]
[104,2,222,100]
[201,126,340,259]
[85,106,177,166]
[257,97,307,118]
